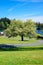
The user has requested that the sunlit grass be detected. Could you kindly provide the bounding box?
[0,36,38,44]
[0,50,43,65]
[0,36,43,65]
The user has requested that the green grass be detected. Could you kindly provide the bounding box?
[0,36,43,65]
[0,50,43,65]
[0,36,38,44]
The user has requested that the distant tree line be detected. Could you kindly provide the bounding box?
[35,22,43,30]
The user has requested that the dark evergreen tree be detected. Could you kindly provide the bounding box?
[0,17,11,30]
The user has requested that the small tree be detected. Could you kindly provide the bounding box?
[5,19,35,41]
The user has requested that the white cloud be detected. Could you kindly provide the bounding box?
[7,2,27,12]
[15,16,43,23]
[26,16,43,23]
[8,8,14,12]
[7,15,43,23]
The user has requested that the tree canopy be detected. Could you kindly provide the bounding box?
[5,19,35,41]
[0,17,11,30]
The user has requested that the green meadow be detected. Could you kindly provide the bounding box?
[0,50,43,65]
[0,36,38,44]
[0,36,43,65]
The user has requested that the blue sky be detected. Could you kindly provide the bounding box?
[0,0,43,23]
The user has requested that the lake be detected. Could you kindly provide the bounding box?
[36,30,43,35]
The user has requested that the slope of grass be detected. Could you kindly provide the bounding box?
[0,50,43,65]
[0,36,38,44]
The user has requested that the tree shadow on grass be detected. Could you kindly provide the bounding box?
[0,44,43,51]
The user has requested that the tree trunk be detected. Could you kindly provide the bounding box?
[21,35,24,41]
